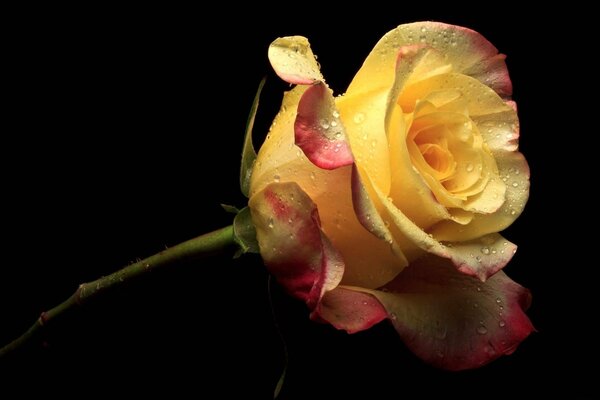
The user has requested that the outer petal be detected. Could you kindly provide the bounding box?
[336,88,392,195]
[348,22,511,98]
[249,182,343,307]
[351,165,409,266]
[268,36,323,85]
[295,82,353,169]
[250,88,406,290]
[354,166,516,281]
[372,256,534,371]
[311,286,388,334]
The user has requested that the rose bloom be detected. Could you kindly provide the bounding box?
[248,22,533,370]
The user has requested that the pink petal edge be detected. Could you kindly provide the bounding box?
[295,82,354,170]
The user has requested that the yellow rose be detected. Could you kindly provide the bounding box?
[248,22,533,370]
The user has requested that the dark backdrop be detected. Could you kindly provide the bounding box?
[1,5,593,398]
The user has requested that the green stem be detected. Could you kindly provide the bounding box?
[0,225,235,358]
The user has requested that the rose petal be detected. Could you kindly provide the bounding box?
[249,182,343,307]
[431,151,529,241]
[385,49,454,229]
[249,88,406,290]
[348,22,510,98]
[311,286,388,334]
[336,88,392,195]
[354,169,517,281]
[371,255,534,371]
[351,165,410,265]
[268,36,323,85]
[400,72,513,118]
[294,82,353,169]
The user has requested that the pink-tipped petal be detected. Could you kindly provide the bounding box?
[373,256,534,370]
[249,182,343,307]
[268,36,324,85]
[311,286,388,334]
[295,82,354,170]
[351,165,409,265]
[353,168,516,281]
[348,22,511,98]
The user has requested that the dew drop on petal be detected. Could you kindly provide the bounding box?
[498,320,506,328]
[476,325,488,335]
[353,112,365,124]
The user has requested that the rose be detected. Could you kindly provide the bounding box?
[248,22,533,370]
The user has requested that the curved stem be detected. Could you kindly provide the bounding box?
[0,225,236,358]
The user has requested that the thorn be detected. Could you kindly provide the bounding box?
[39,311,49,326]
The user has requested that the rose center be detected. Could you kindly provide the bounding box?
[410,124,461,185]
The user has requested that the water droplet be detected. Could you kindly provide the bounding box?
[420,27,427,32]
[473,302,479,308]
[273,175,281,183]
[476,325,488,335]
[437,351,445,358]
[498,320,506,327]
[320,119,330,129]
[466,163,474,172]
[310,172,316,181]
[371,140,377,148]
[512,182,519,187]
[480,247,490,255]
[362,301,368,305]
[476,286,482,292]
[288,218,293,224]
[330,120,338,127]
[496,298,502,304]
[390,312,397,321]
[268,218,274,229]
[332,110,340,118]
[353,112,365,124]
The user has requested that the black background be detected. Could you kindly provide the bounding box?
[1,4,594,398]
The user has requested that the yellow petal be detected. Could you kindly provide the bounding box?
[250,87,406,290]
[347,22,509,96]
[431,152,529,241]
[336,88,392,196]
[268,36,323,85]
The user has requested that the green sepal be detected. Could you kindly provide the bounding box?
[232,206,259,257]
[221,204,240,214]
[240,77,266,198]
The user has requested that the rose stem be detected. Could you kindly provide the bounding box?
[0,225,235,358]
